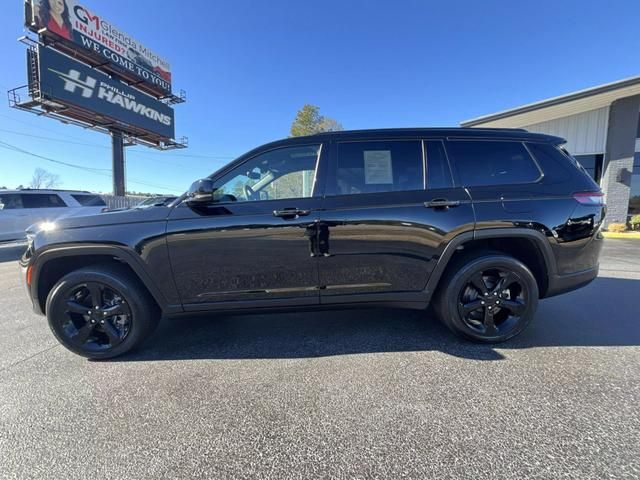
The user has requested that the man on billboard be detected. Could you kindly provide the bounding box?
[32,0,73,41]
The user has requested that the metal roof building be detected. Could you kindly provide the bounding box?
[461,77,640,226]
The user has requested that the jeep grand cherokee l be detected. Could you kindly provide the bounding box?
[19,128,605,359]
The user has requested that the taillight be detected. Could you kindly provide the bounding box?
[573,192,605,206]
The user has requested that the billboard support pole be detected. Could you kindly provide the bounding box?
[111,129,126,196]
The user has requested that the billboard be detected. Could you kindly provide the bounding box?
[25,0,172,95]
[37,46,175,139]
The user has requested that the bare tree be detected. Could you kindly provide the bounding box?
[29,168,61,189]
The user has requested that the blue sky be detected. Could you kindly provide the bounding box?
[1,0,639,194]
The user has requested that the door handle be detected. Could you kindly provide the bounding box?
[273,208,311,219]
[424,199,461,209]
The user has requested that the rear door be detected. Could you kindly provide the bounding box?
[443,139,549,222]
[317,137,474,304]
[0,194,28,241]
[21,193,69,226]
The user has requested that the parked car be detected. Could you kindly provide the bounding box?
[136,196,177,208]
[19,128,605,359]
[0,189,106,242]
[103,196,178,213]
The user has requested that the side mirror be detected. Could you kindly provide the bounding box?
[186,178,215,204]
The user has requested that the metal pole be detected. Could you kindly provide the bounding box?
[111,130,126,196]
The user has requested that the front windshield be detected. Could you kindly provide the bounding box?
[137,198,158,207]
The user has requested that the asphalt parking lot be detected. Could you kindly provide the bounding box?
[0,240,639,479]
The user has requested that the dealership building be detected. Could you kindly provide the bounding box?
[461,77,640,226]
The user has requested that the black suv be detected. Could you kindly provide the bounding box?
[20,128,605,359]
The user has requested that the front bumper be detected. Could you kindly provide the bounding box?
[19,254,44,316]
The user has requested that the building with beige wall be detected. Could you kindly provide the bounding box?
[461,77,640,226]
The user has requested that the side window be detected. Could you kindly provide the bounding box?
[21,194,67,208]
[71,194,107,206]
[446,140,541,187]
[525,142,572,182]
[0,194,24,210]
[425,140,453,189]
[214,145,320,202]
[334,140,423,195]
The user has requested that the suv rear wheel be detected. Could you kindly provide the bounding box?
[435,254,539,342]
[45,265,159,359]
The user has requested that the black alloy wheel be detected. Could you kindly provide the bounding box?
[62,282,132,353]
[46,265,159,359]
[435,254,539,342]
[457,268,528,337]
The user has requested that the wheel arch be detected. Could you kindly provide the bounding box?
[31,245,170,315]
[426,228,557,300]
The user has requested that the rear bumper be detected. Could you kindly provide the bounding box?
[544,265,598,298]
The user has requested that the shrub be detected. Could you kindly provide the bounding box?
[608,223,627,233]
[630,215,640,231]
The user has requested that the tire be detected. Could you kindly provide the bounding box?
[45,264,159,359]
[434,253,539,343]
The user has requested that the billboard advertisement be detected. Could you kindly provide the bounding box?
[26,0,172,95]
[38,46,175,139]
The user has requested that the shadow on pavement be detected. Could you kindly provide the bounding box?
[116,276,640,363]
[0,243,26,263]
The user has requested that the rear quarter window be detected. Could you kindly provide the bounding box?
[526,142,600,190]
[71,194,107,206]
[446,140,541,187]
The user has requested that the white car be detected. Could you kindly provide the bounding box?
[0,189,107,242]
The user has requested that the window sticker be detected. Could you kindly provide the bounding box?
[364,150,393,184]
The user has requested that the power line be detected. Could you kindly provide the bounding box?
[0,114,236,160]
[0,113,93,143]
[0,128,225,172]
[0,128,191,169]
[0,128,111,149]
[0,140,111,173]
[0,139,183,193]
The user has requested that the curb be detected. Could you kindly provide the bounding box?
[602,232,640,239]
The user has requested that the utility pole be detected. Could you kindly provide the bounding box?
[111,129,126,196]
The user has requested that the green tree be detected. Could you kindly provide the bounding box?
[290,104,343,137]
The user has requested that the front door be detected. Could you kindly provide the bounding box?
[167,143,326,310]
[318,138,475,303]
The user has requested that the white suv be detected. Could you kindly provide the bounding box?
[0,189,107,242]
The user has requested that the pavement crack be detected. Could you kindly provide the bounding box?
[0,344,60,375]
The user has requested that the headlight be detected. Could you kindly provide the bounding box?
[25,221,56,250]
[40,221,57,232]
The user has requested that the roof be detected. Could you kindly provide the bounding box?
[0,189,93,194]
[267,127,563,144]
[461,75,640,128]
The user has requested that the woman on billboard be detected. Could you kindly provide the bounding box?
[33,0,73,41]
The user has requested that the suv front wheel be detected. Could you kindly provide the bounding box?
[46,265,159,359]
[435,254,539,342]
